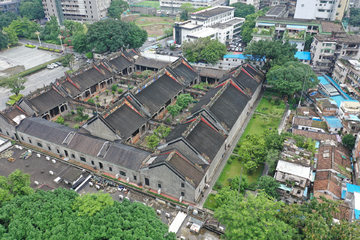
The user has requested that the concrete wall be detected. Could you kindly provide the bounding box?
[0,117,17,140]
[19,101,36,116]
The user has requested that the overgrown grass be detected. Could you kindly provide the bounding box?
[217,158,263,188]
[311,120,328,131]
[240,97,285,140]
[203,194,217,211]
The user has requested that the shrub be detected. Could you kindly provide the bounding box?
[112,91,115,96]
[106,89,109,95]
[227,178,233,184]
[56,116,64,124]
[64,123,69,126]
[170,45,176,50]
[117,88,123,94]
[49,48,54,51]
[214,181,223,190]
[247,182,258,191]
[73,124,80,129]
[85,52,93,59]
[9,94,23,101]
[228,158,233,164]
[274,98,280,105]
[54,50,60,53]
[71,110,75,114]
[43,47,49,50]
[111,84,117,92]
[166,118,171,122]
[65,112,72,120]
[138,75,143,78]
[87,98,95,104]
[37,46,44,49]
[97,103,100,106]
[25,44,36,48]
[74,116,82,122]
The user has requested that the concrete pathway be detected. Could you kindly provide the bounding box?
[278,104,290,134]
[196,89,265,209]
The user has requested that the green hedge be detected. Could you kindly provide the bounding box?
[37,46,63,53]
[25,44,36,48]
[6,100,16,106]
[9,94,23,101]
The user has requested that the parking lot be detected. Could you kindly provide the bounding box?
[227,36,247,52]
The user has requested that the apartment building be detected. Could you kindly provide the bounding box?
[311,33,360,74]
[0,0,20,14]
[332,58,360,100]
[294,0,350,21]
[42,0,111,25]
[160,0,226,13]
[173,6,244,45]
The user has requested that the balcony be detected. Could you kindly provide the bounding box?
[283,29,305,41]
[252,27,275,37]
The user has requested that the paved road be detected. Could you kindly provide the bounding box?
[196,89,265,209]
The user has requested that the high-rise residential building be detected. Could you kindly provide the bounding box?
[229,0,260,11]
[173,6,244,45]
[42,0,111,25]
[0,0,20,14]
[159,0,227,13]
[294,0,350,21]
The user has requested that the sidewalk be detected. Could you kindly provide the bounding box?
[196,89,265,208]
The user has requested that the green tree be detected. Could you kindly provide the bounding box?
[86,19,147,52]
[42,15,60,42]
[72,192,114,216]
[56,116,65,124]
[61,53,75,70]
[0,76,27,95]
[0,169,33,205]
[257,176,280,198]
[305,34,314,51]
[349,7,360,26]
[342,134,356,150]
[176,93,193,109]
[145,134,160,151]
[237,134,267,172]
[167,104,181,118]
[230,2,255,18]
[0,188,175,239]
[230,175,249,195]
[154,124,171,139]
[180,3,194,13]
[72,32,87,53]
[3,26,18,46]
[164,28,173,37]
[107,0,129,19]
[244,40,298,72]
[266,61,319,96]
[63,20,84,36]
[214,187,237,206]
[0,31,8,50]
[19,0,45,21]
[180,10,189,21]
[215,190,296,239]
[8,17,41,39]
[0,11,17,30]
[240,10,265,43]
[183,37,227,64]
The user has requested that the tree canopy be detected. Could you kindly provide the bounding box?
[183,37,227,65]
[0,31,8,50]
[342,134,356,150]
[240,10,265,43]
[19,0,45,21]
[257,176,280,199]
[86,19,147,52]
[108,0,129,19]
[0,11,17,30]
[0,76,27,95]
[266,61,319,96]
[0,169,33,206]
[349,7,360,26]
[0,187,176,239]
[243,39,298,72]
[7,17,41,39]
[230,2,255,18]
[3,26,18,46]
[215,190,296,239]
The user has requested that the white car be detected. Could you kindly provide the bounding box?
[47,64,54,69]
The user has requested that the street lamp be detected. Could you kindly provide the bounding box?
[35,31,41,46]
[58,35,63,51]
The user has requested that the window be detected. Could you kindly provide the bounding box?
[318,9,325,12]
[133,175,137,181]
[158,183,162,188]
[80,156,86,162]
[109,167,112,172]
[57,149,60,154]
[326,43,332,46]
[301,4,304,7]
[48,146,51,151]
[28,138,32,144]
[71,154,75,158]
[120,171,126,176]
[181,183,185,188]
[181,192,185,197]
[91,160,94,165]
[37,142,43,147]
[21,136,24,141]
[145,178,150,186]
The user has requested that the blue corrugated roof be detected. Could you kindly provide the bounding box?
[295,51,311,61]
[346,183,360,193]
[318,76,330,85]
[331,96,358,108]
[303,186,308,197]
[349,114,360,121]
[223,54,247,59]
[287,25,307,30]
[326,75,353,100]
[324,116,343,128]
[355,209,360,220]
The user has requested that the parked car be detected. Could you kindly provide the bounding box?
[47,64,54,69]
[86,59,93,64]
[55,62,62,66]
[235,47,239,52]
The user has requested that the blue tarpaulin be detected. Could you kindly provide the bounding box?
[295,51,311,61]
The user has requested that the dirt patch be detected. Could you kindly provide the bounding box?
[122,16,174,37]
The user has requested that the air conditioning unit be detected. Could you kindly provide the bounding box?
[89,182,94,187]
[165,213,170,218]
[46,156,50,160]
[34,181,39,185]
[126,178,130,183]
[115,174,119,179]
[158,188,161,195]
[219,226,224,231]
[156,209,161,215]
[179,196,183,203]
[49,171,54,175]
[37,154,41,158]
[95,185,100,190]
[28,150,32,153]
[119,195,124,200]
[52,159,56,164]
